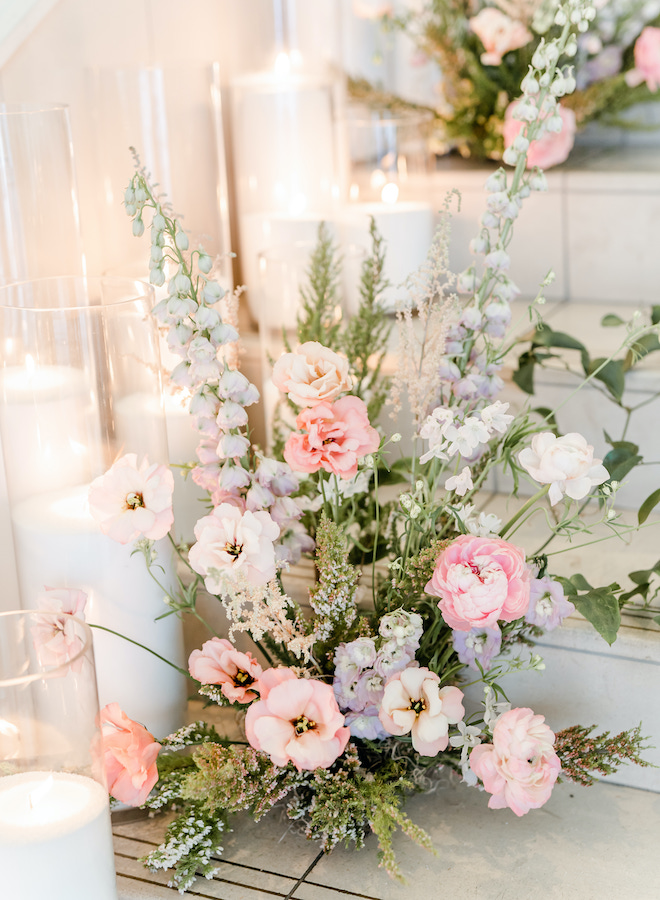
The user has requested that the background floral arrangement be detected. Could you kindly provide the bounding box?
[50,1,660,891]
[351,0,660,164]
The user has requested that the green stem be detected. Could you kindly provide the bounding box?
[499,485,550,539]
[89,623,194,681]
[544,518,660,557]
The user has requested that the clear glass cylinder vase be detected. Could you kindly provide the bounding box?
[0,609,118,900]
[0,277,186,739]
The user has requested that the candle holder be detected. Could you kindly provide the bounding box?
[0,277,186,739]
[0,609,118,899]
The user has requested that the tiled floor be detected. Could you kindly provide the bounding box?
[113,777,660,899]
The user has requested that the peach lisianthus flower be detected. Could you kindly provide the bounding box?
[100,702,160,806]
[518,432,609,506]
[32,587,88,671]
[425,535,530,631]
[503,100,576,169]
[284,396,380,480]
[89,453,174,544]
[245,674,350,771]
[188,637,263,703]
[626,26,660,92]
[188,503,280,591]
[469,707,561,816]
[378,667,465,756]
[469,8,532,66]
[272,341,353,408]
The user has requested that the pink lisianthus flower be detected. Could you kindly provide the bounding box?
[245,674,350,771]
[189,503,279,591]
[99,703,160,806]
[503,100,576,169]
[272,341,353,408]
[626,26,660,92]
[188,637,263,703]
[469,707,561,816]
[255,666,297,699]
[378,666,465,756]
[518,432,609,506]
[425,534,530,631]
[89,453,174,544]
[32,587,88,672]
[469,8,532,66]
[284,396,380,480]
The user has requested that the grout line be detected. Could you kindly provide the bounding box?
[283,849,325,900]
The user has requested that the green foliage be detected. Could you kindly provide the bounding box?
[555,723,653,786]
[296,222,343,348]
[556,575,621,645]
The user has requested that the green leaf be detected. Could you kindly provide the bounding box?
[654,614,660,626]
[651,306,660,326]
[534,326,590,371]
[555,575,577,596]
[573,588,621,645]
[570,573,593,592]
[588,358,626,402]
[603,446,643,483]
[513,355,536,394]
[638,488,660,525]
[601,314,624,327]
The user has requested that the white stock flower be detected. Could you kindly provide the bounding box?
[445,467,474,497]
[444,416,490,457]
[480,401,514,436]
[518,432,609,506]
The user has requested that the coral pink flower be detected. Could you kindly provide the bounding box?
[469,8,532,66]
[518,432,609,506]
[89,453,174,544]
[32,587,89,672]
[255,666,297,699]
[469,707,561,816]
[245,674,350,771]
[99,703,160,806]
[379,667,465,756]
[626,26,660,92]
[425,535,530,631]
[272,341,353,408]
[189,503,280,591]
[284,396,380,480]
[503,100,576,169]
[188,637,263,703]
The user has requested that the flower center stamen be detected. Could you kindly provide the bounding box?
[234,669,254,686]
[125,492,145,510]
[293,715,316,735]
[410,698,426,716]
[224,541,243,559]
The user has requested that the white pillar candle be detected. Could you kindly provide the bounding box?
[0,437,20,612]
[12,485,186,739]
[0,771,117,900]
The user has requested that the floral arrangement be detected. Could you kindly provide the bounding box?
[70,1,659,891]
[352,0,660,164]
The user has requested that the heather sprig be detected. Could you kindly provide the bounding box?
[555,724,653,786]
[309,513,360,652]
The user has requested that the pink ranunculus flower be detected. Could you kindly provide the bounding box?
[89,453,174,544]
[99,702,160,806]
[425,535,530,631]
[518,432,609,506]
[272,341,353,408]
[503,100,576,169]
[378,666,465,756]
[626,26,660,92]
[32,587,89,672]
[188,637,263,703]
[469,707,561,816]
[188,503,280,591]
[284,396,380,480]
[245,674,350,771]
[469,8,532,66]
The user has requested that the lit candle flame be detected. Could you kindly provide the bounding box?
[381,182,400,204]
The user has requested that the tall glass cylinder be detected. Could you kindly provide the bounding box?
[0,609,118,899]
[0,277,186,739]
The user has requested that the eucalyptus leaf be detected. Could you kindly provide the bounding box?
[638,488,660,524]
[601,314,624,327]
[588,358,625,402]
[573,588,621,645]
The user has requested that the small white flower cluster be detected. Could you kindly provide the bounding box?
[419,400,514,465]
[450,503,503,537]
[448,721,483,786]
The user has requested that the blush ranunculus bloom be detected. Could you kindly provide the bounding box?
[188,637,263,703]
[503,100,576,169]
[99,702,160,806]
[518,432,609,506]
[284,396,380,480]
[468,8,532,66]
[626,26,660,92]
[188,503,280,591]
[89,453,174,544]
[425,534,530,631]
[272,341,353,408]
[245,674,350,771]
[469,707,561,816]
[378,666,465,756]
[32,587,88,672]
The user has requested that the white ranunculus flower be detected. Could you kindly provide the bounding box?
[518,432,609,506]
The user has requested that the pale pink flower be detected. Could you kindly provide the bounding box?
[272,342,353,408]
[188,503,280,591]
[503,100,576,170]
[626,27,660,92]
[32,588,88,672]
[255,666,297,700]
[188,637,263,703]
[518,432,609,506]
[425,535,530,631]
[245,674,350,770]
[89,453,174,544]
[469,8,532,66]
[469,707,561,816]
[378,667,465,756]
[99,702,160,806]
[284,396,379,480]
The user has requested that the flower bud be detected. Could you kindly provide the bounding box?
[203,280,226,303]
[152,213,167,232]
[150,266,166,287]
[484,168,507,193]
[198,252,213,274]
[175,229,189,251]
[502,147,519,167]
[132,217,145,237]
[135,187,147,202]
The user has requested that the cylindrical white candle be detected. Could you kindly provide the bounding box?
[0,771,117,900]
[12,485,186,739]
